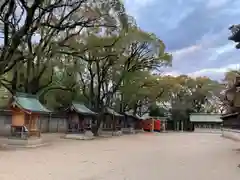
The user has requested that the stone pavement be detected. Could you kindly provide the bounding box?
[0,132,239,180]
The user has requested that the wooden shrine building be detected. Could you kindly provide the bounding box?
[190,113,222,132]
[102,108,123,132]
[123,112,143,130]
[10,93,51,139]
[66,102,97,133]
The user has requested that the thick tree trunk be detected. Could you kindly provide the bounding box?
[92,111,104,136]
[11,66,18,94]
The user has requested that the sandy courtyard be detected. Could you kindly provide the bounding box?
[0,132,240,180]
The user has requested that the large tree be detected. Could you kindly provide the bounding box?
[0,0,128,95]
[65,26,172,111]
[165,75,222,113]
[50,25,171,134]
[153,75,223,129]
[116,72,173,115]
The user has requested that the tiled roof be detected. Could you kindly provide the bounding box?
[72,102,97,115]
[13,92,51,113]
[105,108,123,117]
[190,114,222,123]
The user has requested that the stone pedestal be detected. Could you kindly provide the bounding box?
[135,129,144,133]
[99,130,123,137]
[4,137,47,148]
[98,130,113,137]
[64,131,94,140]
[112,130,122,136]
[122,128,135,134]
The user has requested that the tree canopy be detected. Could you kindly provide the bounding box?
[0,0,225,129]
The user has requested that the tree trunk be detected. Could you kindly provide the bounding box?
[92,111,104,136]
[11,66,18,94]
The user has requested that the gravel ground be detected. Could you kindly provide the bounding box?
[0,132,240,180]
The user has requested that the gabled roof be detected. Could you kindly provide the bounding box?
[12,92,51,113]
[124,111,135,117]
[105,108,123,117]
[124,111,143,120]
[135,114,144,120]
[190,113,222,115]
[71,102,97,116]
[220,112,239,120]
[141,114,152,120]
[190,113,222,123]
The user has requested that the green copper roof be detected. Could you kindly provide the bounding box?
[106,108,123,117]
[190,114,222,123]
[124,111,134,117]
[124,111,143,119]
[13,93,51,113]
[72,102,97,115]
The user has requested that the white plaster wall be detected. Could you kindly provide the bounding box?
[0,115,11,136]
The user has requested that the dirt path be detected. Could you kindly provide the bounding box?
[0,133,240,180]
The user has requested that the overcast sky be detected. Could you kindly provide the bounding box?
[124,0,240,81]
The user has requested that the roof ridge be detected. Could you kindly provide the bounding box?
[15,92,37,99]
[71,103,96,115]
[12,92,50,113]
[72,101,83,104]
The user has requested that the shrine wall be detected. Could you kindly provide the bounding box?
[0,110,68,136]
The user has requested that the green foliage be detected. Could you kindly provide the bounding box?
[0,86,11,108]
[163,75,223,125]
[149,104,167,117]
[0,0,223,119]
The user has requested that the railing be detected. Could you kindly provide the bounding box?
[67,124,92,133]
[10,126,29,139]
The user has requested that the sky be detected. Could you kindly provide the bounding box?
[124,0,240,81]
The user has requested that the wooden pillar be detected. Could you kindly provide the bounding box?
[39,116,42,132]
[152,119,154,132]
[57,118,59,132]
[181,121,184,132]
[29,115,33,130]
[162,121,166,132]
[32,114,38,130]
[36,115,40,137]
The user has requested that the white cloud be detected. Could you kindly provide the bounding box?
[157,7,194,30]
[170,28,232,62]
[189,63,240,80]
[171,29,227,62]
[123,0,156,19]
[164,64,240,80]
[172,44,202,61]
[128,0,154,7]
[163,71,180,77]
[206,0,230,9]
[209,43,234,61]
[123,0,239,81]
[170,28,236,77]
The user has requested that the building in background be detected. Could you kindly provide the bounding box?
[190,113,222,132]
